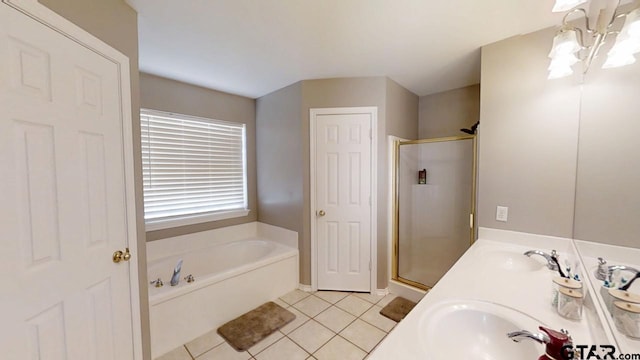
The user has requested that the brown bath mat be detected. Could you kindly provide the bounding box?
[380,297,417,322]
[217,302,296,351]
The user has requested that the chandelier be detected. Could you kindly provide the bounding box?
[548,0,640,79]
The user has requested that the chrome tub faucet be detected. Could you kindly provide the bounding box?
[170,259,183,286]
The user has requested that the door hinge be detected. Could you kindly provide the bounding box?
[369,261,371,271]
[469,213,474,229]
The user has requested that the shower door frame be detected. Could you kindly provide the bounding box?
[391,135,477,291]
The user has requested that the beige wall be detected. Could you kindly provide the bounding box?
[256,82,304,234]
[139,73,258,241]
[478,28,581,238]
[37,0,150,358]
[257,77,418,288]
[419,84,480,139]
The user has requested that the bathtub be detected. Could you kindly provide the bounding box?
[147,224,298,358]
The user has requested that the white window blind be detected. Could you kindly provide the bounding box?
[141,109,247,228]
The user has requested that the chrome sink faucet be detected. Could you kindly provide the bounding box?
[524,249,560,271]
[596,257,640,282]
[508,327,573,360]
[507,330,550,344]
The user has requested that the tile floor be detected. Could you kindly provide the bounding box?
[157,290,400,360]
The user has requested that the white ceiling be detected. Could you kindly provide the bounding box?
[127,0,567,98]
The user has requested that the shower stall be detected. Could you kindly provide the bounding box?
[392,136,476,290]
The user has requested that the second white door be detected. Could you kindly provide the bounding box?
[313,108,374,292]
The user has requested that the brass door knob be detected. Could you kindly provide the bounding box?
[318,210,326,217]
[113,247,132,263]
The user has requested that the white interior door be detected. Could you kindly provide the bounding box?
[0,3,140,359]
[313,108,374,292]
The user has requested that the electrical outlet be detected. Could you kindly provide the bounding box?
[496,206,509,222]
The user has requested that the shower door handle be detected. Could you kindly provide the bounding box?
[317,210,326,217]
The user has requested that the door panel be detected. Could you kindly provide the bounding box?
[315,111,372,292]
[0,4,136,359]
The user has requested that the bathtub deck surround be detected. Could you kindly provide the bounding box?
[156,290,403,360]
[147,223,299,358]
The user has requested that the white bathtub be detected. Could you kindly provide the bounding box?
[147,224,299,358]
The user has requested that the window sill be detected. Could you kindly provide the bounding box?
[144,209,250,232]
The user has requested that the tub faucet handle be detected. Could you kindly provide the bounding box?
[184,274,195,283]
[150,278,163,288]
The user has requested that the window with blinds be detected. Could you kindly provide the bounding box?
[141,109,248,230]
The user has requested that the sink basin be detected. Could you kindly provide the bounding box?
[419,300,546,360]
[482,250,546,272]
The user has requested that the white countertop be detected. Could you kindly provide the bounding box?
[369,228,617,359]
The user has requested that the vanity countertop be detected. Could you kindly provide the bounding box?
[368,228,616,359]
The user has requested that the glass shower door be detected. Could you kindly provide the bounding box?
[393,136,476,289]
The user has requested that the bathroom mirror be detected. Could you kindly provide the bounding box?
[572,57,640,250]
[571,52,640,352]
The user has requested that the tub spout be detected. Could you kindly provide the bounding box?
[170,259,183,286]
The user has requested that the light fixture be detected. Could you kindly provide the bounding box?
[548,0,640,79]
[552,0,589,13]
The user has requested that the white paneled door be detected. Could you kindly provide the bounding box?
[0,2,140,359]
[313,108,375,292]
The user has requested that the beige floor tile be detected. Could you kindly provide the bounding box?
[197,342,251,360]
[254,337,308,360]
[156,346,192,360]
[273,298,289,309]
[315,306,356,333]
[339,319,386,353]
[353,292,384,304]
[280,289,311,305]
[279,306,310,334]
[185,329,226,357]
[288,320,335,354]
[314,291,350,304]
[360,306,396,332]
[247,331,284,356]
[376,294,396,308]
[292,295,331,318]
[335,295,373,317]
[314,336,366,360]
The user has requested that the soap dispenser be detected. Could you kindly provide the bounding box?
[508,326,573,360]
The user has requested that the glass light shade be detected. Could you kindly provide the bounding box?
[548,65,574,79]
[548,54,580,69]
[552,0,589,12]
[603,52,637,68]
[548,54,579,79]
[610,36,640,55]
[603,34,640,69]
[623,8,640,37]
[549,30,581,58]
